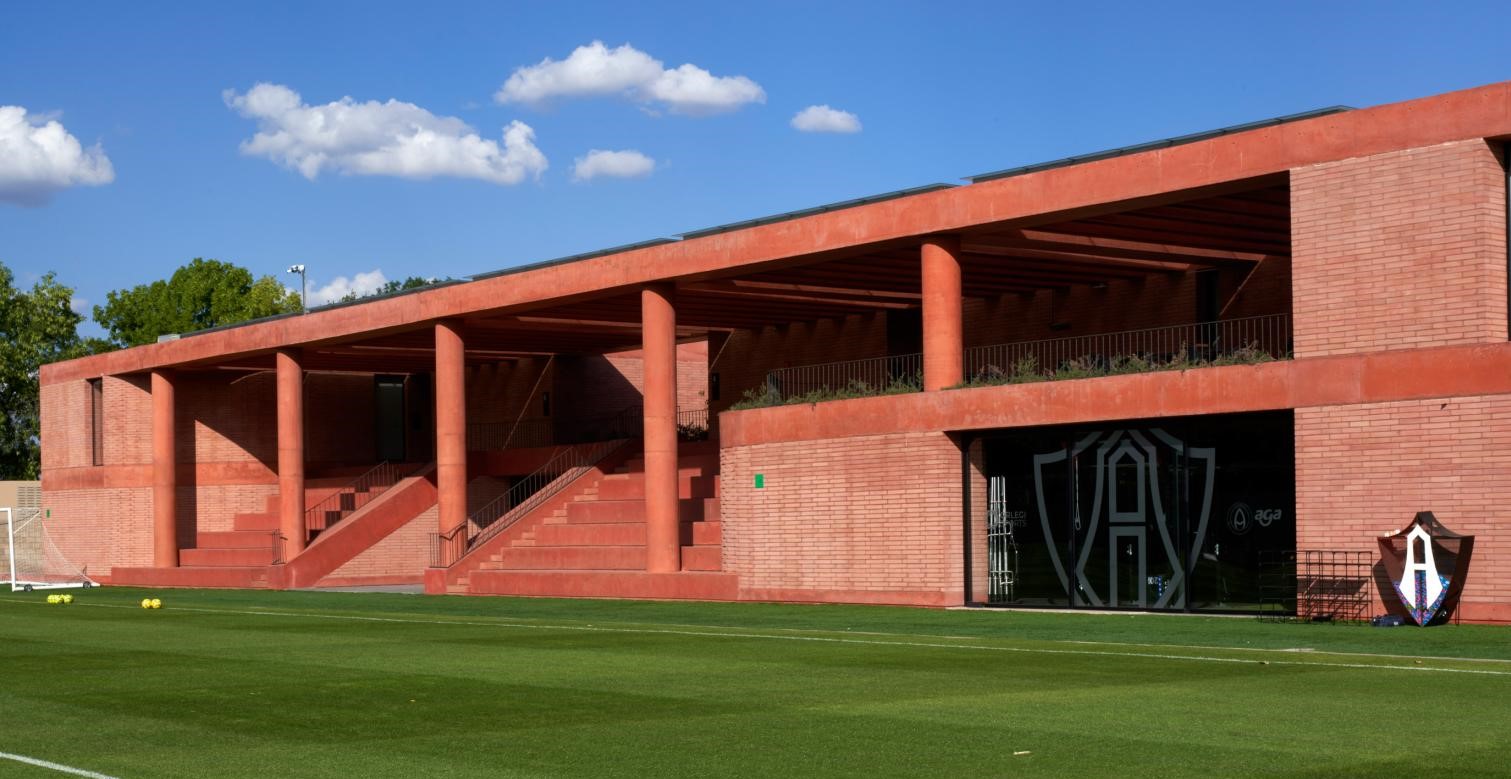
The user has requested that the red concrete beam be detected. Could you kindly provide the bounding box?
[150,370,177,568]
[39,81,1511,384]
[641,284,680,573]
[922,237,963,391]
[435,321,468,554]
[276,349,306,560]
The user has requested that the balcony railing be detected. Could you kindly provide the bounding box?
[963,313,1291,385]
[745,314,1291,408]
[466,417,554,451]
[759,354,922,404]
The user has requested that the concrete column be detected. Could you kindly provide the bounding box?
[150,370,178,568]
[435,321,468,554]
[641,284,680,573]
[922,236,964,391]
[276,349,306,561]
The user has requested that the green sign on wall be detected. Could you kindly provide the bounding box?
[754,473,765,489]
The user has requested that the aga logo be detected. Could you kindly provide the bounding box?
[1225,503,1284,536]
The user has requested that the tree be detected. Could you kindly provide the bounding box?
[92,258,302,347]
[0,262,109,479]
[337,275,442,303]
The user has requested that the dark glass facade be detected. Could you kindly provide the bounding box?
[980,411,1295,612]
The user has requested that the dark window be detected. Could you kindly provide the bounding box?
[87,378,103,466]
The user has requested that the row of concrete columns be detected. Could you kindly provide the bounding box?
[147,239,964,571]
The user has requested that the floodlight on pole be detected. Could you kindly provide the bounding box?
[287,264,307,312]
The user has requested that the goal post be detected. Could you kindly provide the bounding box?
[2,507,99,592]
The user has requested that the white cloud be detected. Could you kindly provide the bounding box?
[224,83,547,184]
[572,149,655,182]
[0,106,115,206]
[70,296,89,315]
[496,41,764,115]
[791,105,862,134]
[307,269,389,306]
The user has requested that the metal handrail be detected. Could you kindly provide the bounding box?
[467,417,554,450]
[763,353,922,400]
[429,437,630,568]
[756,314,1292,400]
[963,313,1292,382]
[303,461,408,537]
[676,406,709,441]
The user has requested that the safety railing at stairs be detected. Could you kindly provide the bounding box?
[429,438,629,568]
[304,461,410,539]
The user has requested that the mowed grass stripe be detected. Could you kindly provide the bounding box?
[3,588,1509,778]
[9,597,1508,676]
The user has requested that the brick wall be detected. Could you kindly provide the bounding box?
[177,372,276,465]
[305,373,377,466]
[42,486,152,578]
[39,380,88,470]
[1292,139,1508,357]
[1296,395,1511,622]
[469,358,554,425]
[711,313,887,414]
[322,505,435,584]
[720,430,963,605]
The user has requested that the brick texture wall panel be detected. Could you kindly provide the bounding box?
[1296,395,1511,618]
[39,487,152,577]
[103,375,152,466]
[305,373,376,466]
[720,431,963,602]
[324,505,435,580]
[1292,140,1508,357]
[39,381,87,470]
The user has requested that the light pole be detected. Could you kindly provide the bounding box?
[286,264,307,313]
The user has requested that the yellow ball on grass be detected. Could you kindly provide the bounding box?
[46,594,59,604]
[140,598,152,609]
[150,598,162,609]
[61,593,73,604]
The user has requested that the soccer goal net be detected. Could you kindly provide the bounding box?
[3,507,98,591]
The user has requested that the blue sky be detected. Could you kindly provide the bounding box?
[3,1,1509,333]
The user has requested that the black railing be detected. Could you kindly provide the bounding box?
[466,417,554,450]
[677,406,709,441]
[270,531,284,565]
[303,461,409,539]
[429,437,629,568]
[964,314,1292,383]
[763,353,923,401]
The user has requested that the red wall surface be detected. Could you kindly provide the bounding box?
[720,430,963,606]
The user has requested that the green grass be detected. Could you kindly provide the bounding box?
[3,588,1510,778]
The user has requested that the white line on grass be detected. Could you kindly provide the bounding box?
[0,751,119,779]
[49,600,1511,678]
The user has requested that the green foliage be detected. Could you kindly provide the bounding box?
[957,343,1282,388]
[337,275,443,304]
[729,373,923,410]
[92,258,301,347]
[0,262,108,478]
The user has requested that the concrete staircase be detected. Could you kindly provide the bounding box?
[107,471,414,589]
[440,442,737,600]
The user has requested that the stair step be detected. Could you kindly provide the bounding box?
[681,545,722,572]
[232,513,279,531]
[180,547,277,567]
[481,545,646,571]
[689,521,721,546]
[531,522,646,547]
[196,530,275,549]
[107,566,271,589]
[465,570,738,600]
[597,475,718,501]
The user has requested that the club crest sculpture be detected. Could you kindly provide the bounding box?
[1377,512,1474,626]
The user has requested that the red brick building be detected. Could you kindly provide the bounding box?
[37,82,1511,622]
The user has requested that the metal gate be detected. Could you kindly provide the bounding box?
[987,475,1020,604]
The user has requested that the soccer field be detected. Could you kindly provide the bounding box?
[2,589,1509,778]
